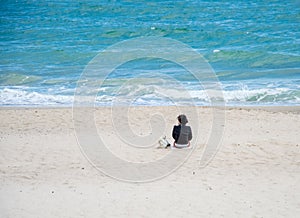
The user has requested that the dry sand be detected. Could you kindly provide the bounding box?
[0,106,299,218]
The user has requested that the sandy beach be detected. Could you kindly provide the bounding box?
[0,106,299,217]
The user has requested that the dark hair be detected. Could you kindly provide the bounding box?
[177,114,188,125]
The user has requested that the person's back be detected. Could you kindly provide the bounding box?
[172,114,192,148]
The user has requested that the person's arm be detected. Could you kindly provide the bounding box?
[188,126,192,141]
[172,125,179,142]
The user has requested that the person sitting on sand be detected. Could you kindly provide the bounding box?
[172,114,192,148]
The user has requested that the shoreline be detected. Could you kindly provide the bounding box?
[1,105,299,113]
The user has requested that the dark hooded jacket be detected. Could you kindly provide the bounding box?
[172,124,192,144]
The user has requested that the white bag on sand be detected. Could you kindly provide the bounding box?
[158,136,171,148]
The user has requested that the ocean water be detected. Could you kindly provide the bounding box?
[0,0,299,106]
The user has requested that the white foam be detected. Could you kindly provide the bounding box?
[0,88,73,106]
[1,82,299,106]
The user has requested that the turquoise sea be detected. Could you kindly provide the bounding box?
[0,0,299,106]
